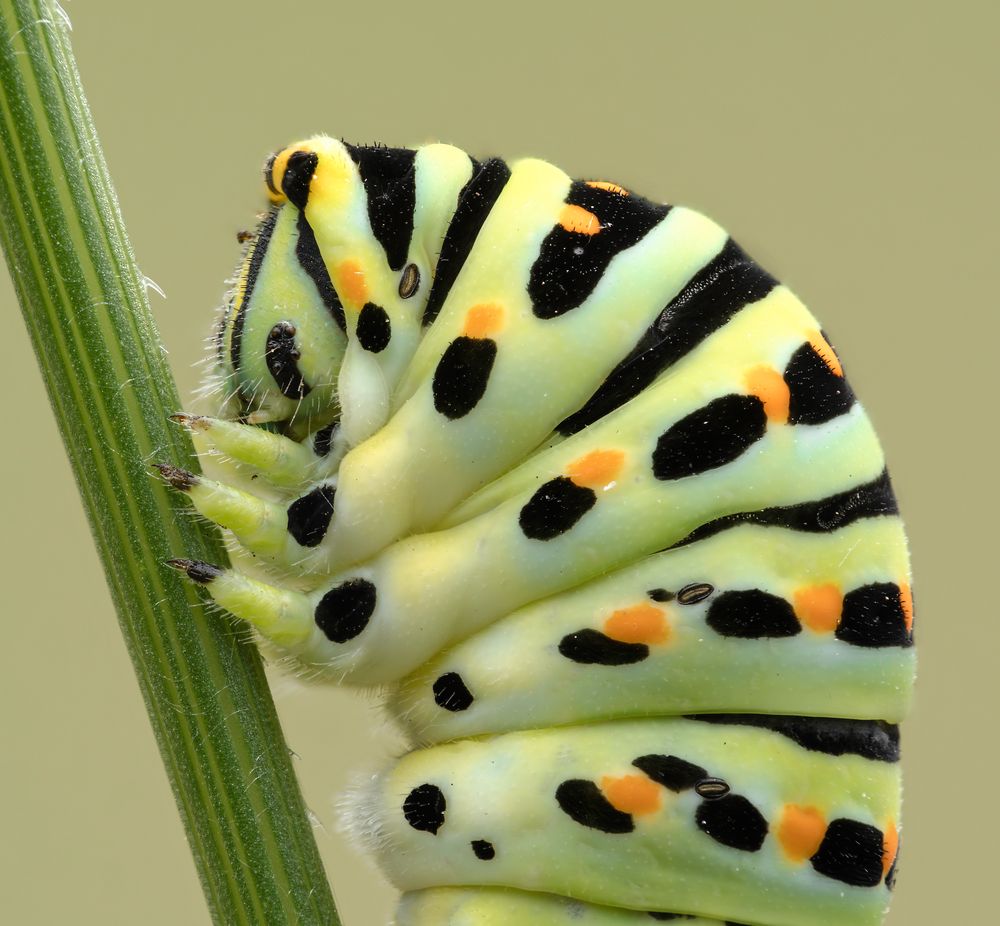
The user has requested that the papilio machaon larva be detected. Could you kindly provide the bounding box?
[162,136,913,926]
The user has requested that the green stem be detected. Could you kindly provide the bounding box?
[0,3,340,923]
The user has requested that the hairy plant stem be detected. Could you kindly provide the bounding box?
[0,2,340,922]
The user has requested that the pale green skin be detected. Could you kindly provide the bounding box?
[366,719,898,926]
[391,517,914,745]
[180,136,914,925]
[396,888,730,925]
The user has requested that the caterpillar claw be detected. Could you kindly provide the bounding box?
[168,412,205,429]
[166,557,224,584]
[154,462,199,491]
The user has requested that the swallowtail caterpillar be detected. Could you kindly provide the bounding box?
[163,137,914,926]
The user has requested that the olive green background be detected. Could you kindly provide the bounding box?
[0,1,994,923]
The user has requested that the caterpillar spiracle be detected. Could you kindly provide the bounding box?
[163,137,914,926]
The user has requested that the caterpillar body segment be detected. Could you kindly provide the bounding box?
[395,888,739,925]
[365,719,899,926]
[180,136,913,924]
[390,517,914,745]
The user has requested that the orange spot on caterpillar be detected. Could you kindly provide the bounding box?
[899,584,914,633]
[559,203,601,235]
[336,259,368,307]
[778,805,827,862]
[601,774,662,816]
[566,449,625,489]
[807,330,844,377]
[793,583,844,634]
[586,181,629,196]
[604,603,670,645]
[744,365,791,424]
[462,303,505,339]
[882,820,899,878]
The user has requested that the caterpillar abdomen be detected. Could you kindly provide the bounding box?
[167,136,913,926]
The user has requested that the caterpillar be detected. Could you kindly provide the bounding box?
[162,136,914,926]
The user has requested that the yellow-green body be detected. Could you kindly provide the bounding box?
[168,135,912,925]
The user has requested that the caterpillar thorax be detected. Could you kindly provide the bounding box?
[170,135,913,926]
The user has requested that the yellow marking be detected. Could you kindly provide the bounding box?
[793,583,844,633]
[586,180,629,196]
[778,805,827,862]
[603,603,670,645]
[559,203,601,235]
[899,583,914,632]
[744,365,790,424]
[807,330,844,377]
[462,303,505,339]
[601,775,661,816]
[336,259,368,307]
[567,449,625,489]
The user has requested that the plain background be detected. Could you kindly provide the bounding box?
[1,2,995,923]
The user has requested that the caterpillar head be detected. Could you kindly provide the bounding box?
[217,199,346,438]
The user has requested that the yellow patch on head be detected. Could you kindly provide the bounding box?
[778,805,827,862]
[882,820,899,878]
[899,583,914,632]
[309,147,356,210]
[335,259,368,308]
[601,774,662,816]
[603,603,670,645]
[566,449,625,489]
[462,303,505,339]
[586,181,629,196]
[807,330,844,377]
[793,583,844,634]
[744,365,791,424]
[559,203,601,235]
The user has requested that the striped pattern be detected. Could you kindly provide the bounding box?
[186,137,914,926]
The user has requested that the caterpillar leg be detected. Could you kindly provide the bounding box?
[157,464,339,574]
[395,887,735,925]
[167,558,316,652]
[172,414,346,489]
